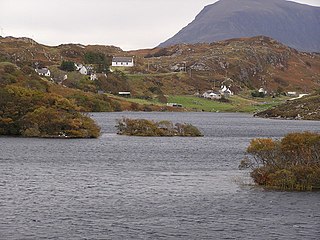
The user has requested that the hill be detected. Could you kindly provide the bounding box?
[0,36,123,67]
[159,0,320,53]
[0,62,100,138]
[130,36,320,95]
[1,36,320,110]
[255,91,320,120]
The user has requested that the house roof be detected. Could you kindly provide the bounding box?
[36,68,49,74]
[112,57,133,63]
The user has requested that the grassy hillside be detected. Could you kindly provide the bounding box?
[128,36,320,97]
[1,36,320,100]
[0,61,182,138]
[255,91,320,120]
[1,36,319,116]
[0,62,100,138]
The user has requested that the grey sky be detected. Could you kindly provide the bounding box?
[0,0,319,50]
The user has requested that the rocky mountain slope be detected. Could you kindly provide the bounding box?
[159,0,320,53]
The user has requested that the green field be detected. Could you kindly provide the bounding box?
[105,93,287,113]
[167,95,287,113]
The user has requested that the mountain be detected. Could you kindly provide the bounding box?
[159,0,320,52]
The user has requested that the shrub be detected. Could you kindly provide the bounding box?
[241,132,320,191]
[116,118,203,137]
[60,61,76,72]
[0,86,100,138]
[251,90,265,98]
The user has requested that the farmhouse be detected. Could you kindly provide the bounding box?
[220,85,233,97]
[202,90,222,100]
[35,68,50,77]
[112,57,134,67]
[118,91,131,97]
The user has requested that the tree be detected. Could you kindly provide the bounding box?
[83,52,110,73]
[241,132,320,191]
[60,61,76,72]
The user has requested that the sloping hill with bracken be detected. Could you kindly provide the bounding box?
[129,36,320,96]
[1,36,320,98]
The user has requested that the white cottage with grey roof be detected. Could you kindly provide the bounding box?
[112,57,134,67]
[35,67,51,77]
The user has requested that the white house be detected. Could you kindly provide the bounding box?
[90,73,97,81]
[112,57,134,67]
[287,91,298,97]
[202,90,222,100]
[259,88,267,94]
[118,91,131,97]
[167,103,183,107]
[35,68,51,77]
[74,63,83,71]
[220,85,233,97]
[79,66,88,75]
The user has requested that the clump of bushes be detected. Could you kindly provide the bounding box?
[0,85,100,138]
[240,132,320,191]
[116,118,203,137]
[251,90,266,98]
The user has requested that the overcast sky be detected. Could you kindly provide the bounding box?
[0,0,319,50]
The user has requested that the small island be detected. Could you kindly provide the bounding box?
[116,117,203,137]
[240,132,320,191]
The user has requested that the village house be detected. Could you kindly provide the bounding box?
[74,63,94,76]
[112,57,134,67]
[167,103,183,107]
[219,85,233,97]
[79,66,88,75]
[35,67,50,77]
[202,90,222,100]
[74,63,83,71]
[287,91,298,97]
[118,91,131,97]
[258,88,267,95]
[90,73,97,81]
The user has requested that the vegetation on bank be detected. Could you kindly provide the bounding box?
[0,85,100,138]
[240,132,320,191]
[0,62,100,138]
[116,118,203,137]
[255,91,320,120]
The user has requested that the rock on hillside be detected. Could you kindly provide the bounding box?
[159,0,320,53]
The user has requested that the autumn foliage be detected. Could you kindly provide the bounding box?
[0,63,100,138]
[241,132,320,191]
[0,86,100,138]
[116,118,203,137]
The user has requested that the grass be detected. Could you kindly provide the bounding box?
[103,93,288,113]
[167,95,288,113]
[105,93,166,106]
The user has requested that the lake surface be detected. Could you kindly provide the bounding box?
[1,112,320,240]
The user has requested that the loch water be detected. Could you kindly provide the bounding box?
[1,112,320,240]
